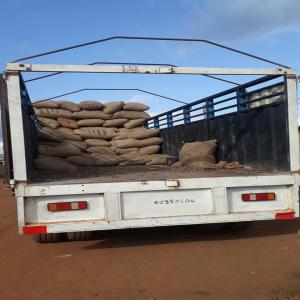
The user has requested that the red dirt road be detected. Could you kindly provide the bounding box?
[0,183,300,300]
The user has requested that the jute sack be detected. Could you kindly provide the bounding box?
[139,145,160,155]
[114,147,138,155]
[37,140,62,147]
[111,138,139,149]
[57,127,82,141]
[146,157,170,166]
[119,151,140,159]
[38,127,64,142]
[119,157,148,166]
[86,147,116,155]
[85,139,110,147]
[113,111,150,120]
[33,100,59,108]
[112,134,128,140]
[128,128,160,139]
[38,144,82,157]
[74,127,117,139]
[38,117,59,129]
[135,137,163,148]
[123,102,149,111]
[103,118,128,128]
[77,119,105,127]
[34,108,73,119]
[103,101,125,114]
[61,140,88,151]
[124,118,146,129]
[57,117,79,129]
[66,155,95,166]
[59,101,80,112]
[73,110,111,120]
[92,154,125,166]
[179,140,217,166]
[79,101,102,110]
[34,157,77,172]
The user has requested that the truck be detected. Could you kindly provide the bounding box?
[1,36,299,242]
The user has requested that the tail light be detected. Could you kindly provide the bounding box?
[242,193,276,202]
[47,201,88,212]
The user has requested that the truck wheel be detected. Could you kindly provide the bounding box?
[34,233,61,243]
[225,221,254,231]
[66,231,93,241]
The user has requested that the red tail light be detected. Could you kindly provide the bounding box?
[47,201,88,212]
[242,193,276,202]
[275,211,295,220]
[23,225,47,235]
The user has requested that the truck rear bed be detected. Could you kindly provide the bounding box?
[31,164,271,184]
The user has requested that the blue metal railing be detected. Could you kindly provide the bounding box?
[146,75,285,129]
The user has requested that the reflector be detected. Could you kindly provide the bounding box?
[23,225,47,235]
[275,211,295,220]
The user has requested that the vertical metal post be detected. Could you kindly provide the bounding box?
[183,106,191,124]
[237,88,247,111]
[167,112,173,128]
[144,120,148,128]
[6,72,27,181]
[285,75,299,172]
[206,98,214,119]
[153,117,160,128]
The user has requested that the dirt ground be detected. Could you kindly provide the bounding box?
[0,183,300,300]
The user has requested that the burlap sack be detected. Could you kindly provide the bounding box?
[38,117,59,129]
[34,108,73,119]
[74,127,117,139]
[61,140,87,151]
[38,144,82,157]
[124,118,146,129]
[114,147,138,155]
[57,117,79,129]
[38,127,64,142]
[37,140,62,147]
[34,157,77,172]
[66,155,95,166]
[139,145,160,155]
[86,147,116,155]
[59,101,81,112]
[179,140,217,166]
[79,101,102,110]
[103,118,128,128]
[119,157,148,166]
[119,151,140,159]
[103,101,125,114]
[123,102,149,111]
[146,157,169,165]
[111,134,128,140]
[57,127,82,141]
[92,154,125,166]
[73,110,111,120]
[33,100,59,108]
[113,111,150,120]
[85,139,110,147]
[77,119,105,127]
[135,137,163,148]
[128,128,160,139]
[111,138,139,149]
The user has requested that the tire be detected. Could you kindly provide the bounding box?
[225,221,254,231]
[66,231,93,242]
[34,233,62,243]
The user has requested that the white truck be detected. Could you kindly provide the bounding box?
[1,36,299,242]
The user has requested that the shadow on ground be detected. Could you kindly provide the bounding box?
[84,219,300,250]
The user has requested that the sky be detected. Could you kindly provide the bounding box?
[0,0,300,151]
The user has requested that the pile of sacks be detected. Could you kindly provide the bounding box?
[33,100,173,172]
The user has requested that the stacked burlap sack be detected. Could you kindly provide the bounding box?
[33,100,174,172]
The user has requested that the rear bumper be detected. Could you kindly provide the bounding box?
[15,174,300,235]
